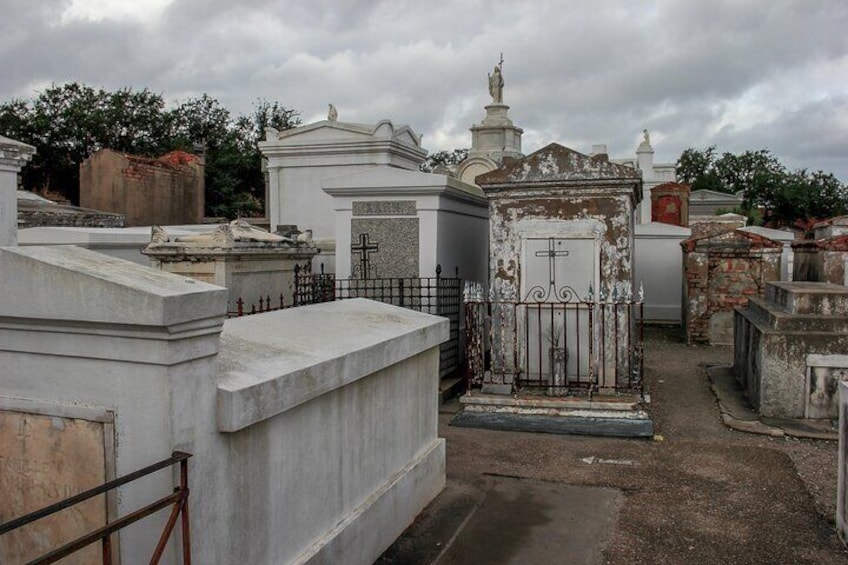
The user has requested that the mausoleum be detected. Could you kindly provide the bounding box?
[323,167,488,280]
[464,142,644,401]
[260,116,427,271]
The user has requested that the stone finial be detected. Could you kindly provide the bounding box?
[327,104,338,122]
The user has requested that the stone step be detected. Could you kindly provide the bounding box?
[439,377,465,404]
[766,281,848,315]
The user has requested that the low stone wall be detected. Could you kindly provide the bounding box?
[0,246,446,564]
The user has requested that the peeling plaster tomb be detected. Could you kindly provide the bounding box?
[476,143,642,390]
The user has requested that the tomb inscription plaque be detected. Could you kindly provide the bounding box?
[0,409,109,564]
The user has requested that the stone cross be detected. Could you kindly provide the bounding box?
[351,232,379,279]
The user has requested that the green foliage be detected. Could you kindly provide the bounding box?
[0,83,300,219]
[419,148,469,173]
[676,146,847,227]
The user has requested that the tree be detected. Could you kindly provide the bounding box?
[676,146,847,227]
[419,148,469,173]
[0,83,300,218]
[676,146,723,193]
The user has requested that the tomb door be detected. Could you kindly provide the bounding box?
[521,237,596,387]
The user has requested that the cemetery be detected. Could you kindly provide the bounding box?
[1,64,847,564]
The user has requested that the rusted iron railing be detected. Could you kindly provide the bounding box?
[0,451,192,564]
[464,282,644,396]
[227,294,286,318]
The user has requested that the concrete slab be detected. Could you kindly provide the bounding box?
[436,478,622,565]
[450,412,654,438]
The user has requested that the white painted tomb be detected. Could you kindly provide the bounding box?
[323,167,489,280]
[18,224,219,265]
[634,221,691,323]
[259,118,427,272]
[0,245,447,564]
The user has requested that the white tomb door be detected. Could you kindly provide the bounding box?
[521,237,596,389]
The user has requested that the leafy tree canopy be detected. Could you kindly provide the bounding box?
[0,83,300,218]
[419,148,469,173]
[676,146,847,227]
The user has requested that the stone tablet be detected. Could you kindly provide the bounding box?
[351,218,419,278]
[0,410,109,564]
[352,200,417,217]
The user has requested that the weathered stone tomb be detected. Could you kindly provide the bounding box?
[142,220,318,312]
[682,229,782,345]
[734,281,848,418]
[474,143,642,392]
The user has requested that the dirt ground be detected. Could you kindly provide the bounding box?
[381,326,846,564]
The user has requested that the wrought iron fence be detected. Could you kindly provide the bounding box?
[464,281,644,396]
[294,264,463,377]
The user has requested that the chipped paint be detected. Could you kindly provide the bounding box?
[478,143,642,389]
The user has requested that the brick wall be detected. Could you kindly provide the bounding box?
[651,182,690,227]
[80,149,204,226]
[682,230,782,344]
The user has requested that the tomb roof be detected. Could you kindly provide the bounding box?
[475,143,641,186]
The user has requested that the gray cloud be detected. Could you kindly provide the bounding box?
[0,0,846,179]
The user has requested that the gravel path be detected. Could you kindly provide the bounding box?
[383,326,845,564]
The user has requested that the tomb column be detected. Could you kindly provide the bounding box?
[267,165,281,230]
[0,135,35,246]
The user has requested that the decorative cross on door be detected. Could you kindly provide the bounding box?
[534,237,570,294]
[351,232,379,279]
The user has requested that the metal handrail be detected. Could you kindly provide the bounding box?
[0,451,192,565]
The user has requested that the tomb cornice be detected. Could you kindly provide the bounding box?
[261,139,426,168]
[481,178,643,206]
[323,181,488,206]
[0,314,224,365]
[0,135,35,171]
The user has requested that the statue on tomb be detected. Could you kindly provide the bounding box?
[642,129,650,145]
[327,103,338,122]
[488,65,504,104]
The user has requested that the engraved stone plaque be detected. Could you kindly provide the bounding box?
[352,200,417,216]
[0,410,109,564]
[351,218,419,278]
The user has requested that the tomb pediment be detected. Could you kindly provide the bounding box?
[476,143,641,185]
[682,228,783,252]
[272,119,422,148]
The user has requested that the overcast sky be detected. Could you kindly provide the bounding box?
[2,0,847,180]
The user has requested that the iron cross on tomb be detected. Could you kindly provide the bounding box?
[351,232,379,279]
[535,237,570,290]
